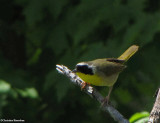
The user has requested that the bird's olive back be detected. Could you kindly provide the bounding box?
[91,59,126,76]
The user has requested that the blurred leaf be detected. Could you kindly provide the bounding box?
[27,48,42,65]
[44,70,57,91]
[47,25,68,55]
[55,78,71,102]
[129,111,149,123]
[47,0,69,19]
[16,88,39,98]
[114,88,132,104]
[45,69,72,102]
[0,80,11,94]
[25,88,39,98]
[23,0,46,27]
[134,117,149,123]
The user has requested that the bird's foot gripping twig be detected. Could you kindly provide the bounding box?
[81,82,87,90]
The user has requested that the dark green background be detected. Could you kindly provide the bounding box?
[0,0,160,122]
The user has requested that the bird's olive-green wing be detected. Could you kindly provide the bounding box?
[92,59,126,76]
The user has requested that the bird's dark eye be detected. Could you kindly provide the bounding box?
[76,65,93,75]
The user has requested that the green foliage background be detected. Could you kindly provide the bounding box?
[0,0,160,122]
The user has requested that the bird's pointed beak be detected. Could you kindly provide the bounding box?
[72,69,77,73]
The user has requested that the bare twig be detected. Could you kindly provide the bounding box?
[148,88,160,123]
[56,64,129,123]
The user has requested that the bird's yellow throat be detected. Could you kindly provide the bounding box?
[76,72,119,87]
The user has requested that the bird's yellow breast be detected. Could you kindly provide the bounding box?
[76,72,119,87]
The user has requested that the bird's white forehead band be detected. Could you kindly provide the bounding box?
[77,62,95,69]
[77,62,87,66]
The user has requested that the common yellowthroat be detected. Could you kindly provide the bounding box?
[73,45,139,104]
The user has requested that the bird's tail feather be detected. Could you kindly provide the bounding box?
[118,45,139,62]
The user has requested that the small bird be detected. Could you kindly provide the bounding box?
[73,45,139,105]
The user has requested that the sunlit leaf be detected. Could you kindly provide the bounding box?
[16,88,39,99]
[0,80,11,93]
[129,111,149,123]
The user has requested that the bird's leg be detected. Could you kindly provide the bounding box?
[106,86,113,103]
[101,86,113,106]
[81,82,87,90]
[81,82,90,90]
